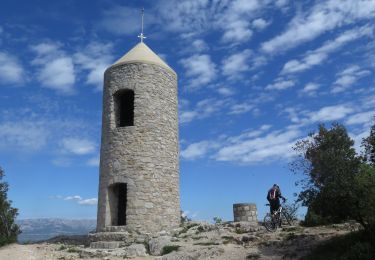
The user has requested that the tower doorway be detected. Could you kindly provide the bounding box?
[109,183,127,226]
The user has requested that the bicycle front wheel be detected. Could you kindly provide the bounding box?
[264,213,277,232]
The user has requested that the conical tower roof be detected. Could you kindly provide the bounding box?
[110,42,175,74]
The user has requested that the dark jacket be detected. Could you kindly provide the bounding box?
[267,187,284,202]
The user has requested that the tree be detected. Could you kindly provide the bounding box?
[362,123,375,166]
[291,123,361,225]
[0,167,20,247]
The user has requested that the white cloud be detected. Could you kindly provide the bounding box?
[99,6,145,35]
[87,156,100,167]
[180,111,198,124]
[156,0,277,44]
[281,26,373,74]
[0,121,48,151]
[229,102,254,115]
[214,127,300,164]
[180,125,303,164]
[180,54,217,89]
[181,141,218,160]
[266,78,295,90]
[261,0,375,54]
[346,111,375,125]
[64,195,82,201]
[180,98,226,123]
[191,39,209,52]
[74,42,113,90]
[31,42,75,94]
[78,198,98,205]
[52,157,72,167]
[158,0,210,35]
[63,195,97,205]
[222,49,252,79]
[0,52,25,85]
[252,18,270,30]
[60,138,96,155]
[332,65,370,93]
[300,83,320,96]
[217,87,235,96]
[308,105,354,123]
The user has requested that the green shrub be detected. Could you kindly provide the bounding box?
[0,167,20,247]
[161,245,180,255]
[246,253,260,259]
[213,217,222,224]
[302,231,375,260]
[193,242,219,246]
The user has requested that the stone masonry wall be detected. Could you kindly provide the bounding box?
[233,203,258,223]
[96,62,180,234]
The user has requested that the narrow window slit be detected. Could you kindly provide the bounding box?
[114,89,134,127]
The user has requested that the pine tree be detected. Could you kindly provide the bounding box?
[0,167,20,247]
[291,123,361,225]
[362,123,375,166]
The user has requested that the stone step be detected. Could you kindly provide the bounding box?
[89,232,130,242]
[103,226,129,232]
[90,241,124,249]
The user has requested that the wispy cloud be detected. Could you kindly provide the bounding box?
[217,87,235,96]
[63,195,97,205]
[60,138,96,155]
[281,26,373,75]
[346,111,375,126]
[300,83,320,96]
[261,0,375,54]
[31,42,75,94]
[180,54,217,89]
[252,18,270,31]
[74,41,114,90]
[0,52,25,85]
[215,127,300,164]
[86,155,100,167]
[181,125,301,164]
[308,105,354,123]
[266,78,295,90]
[222,49,252,80]
[99,6,144,36]
[0,121,48,151]
[332,65,370,93]
[181,141,218,160]
[179,98,226,123]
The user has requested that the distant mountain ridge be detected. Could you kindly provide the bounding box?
[16,218,96,243]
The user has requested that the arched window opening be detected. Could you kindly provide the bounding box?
[114,89,134,127]
[108,183,127,226]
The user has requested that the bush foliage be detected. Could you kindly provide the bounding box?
[0,167,20,247]
[291,123,375,239]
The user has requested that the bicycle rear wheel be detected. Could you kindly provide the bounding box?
[264,213,277,232]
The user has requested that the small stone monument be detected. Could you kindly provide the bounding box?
[233,203,258,223]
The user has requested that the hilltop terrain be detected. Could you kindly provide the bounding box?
[1,221,359,260]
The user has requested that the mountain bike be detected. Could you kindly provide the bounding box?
[263,202,293,232]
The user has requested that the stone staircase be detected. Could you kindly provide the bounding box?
[89,226,149,249]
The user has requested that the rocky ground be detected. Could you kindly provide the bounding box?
[0,221,360,260]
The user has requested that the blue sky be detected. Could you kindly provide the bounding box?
[1,0,375,222]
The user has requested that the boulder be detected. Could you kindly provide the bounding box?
[149,236,172,255]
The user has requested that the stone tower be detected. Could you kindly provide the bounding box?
[96,42,180,234]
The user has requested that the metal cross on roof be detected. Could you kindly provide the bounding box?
[138,8,146,42]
